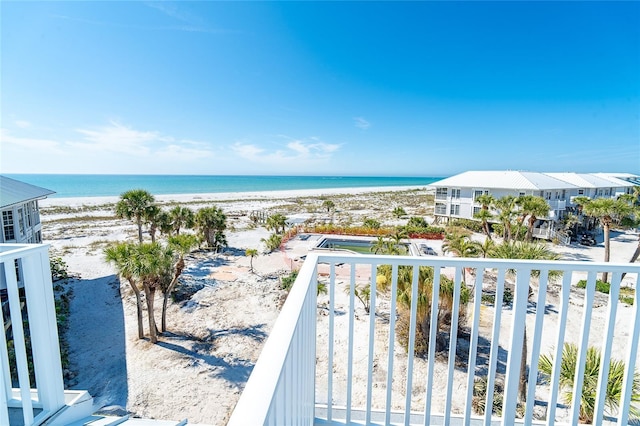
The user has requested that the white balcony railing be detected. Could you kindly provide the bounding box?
[0,244,66,425]
[229,253,640,425]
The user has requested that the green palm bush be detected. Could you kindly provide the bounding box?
[538,343,640,423]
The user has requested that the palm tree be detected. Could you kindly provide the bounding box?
[575,196,633,282]
[474,193,495,240]
[161,234,199,332]
[266,213,287,234]
[169,206,195,235]
[261,234,283,253]
[115,189,156,243]
[378,264,469,355]
[371,235,390,254]
[490,240,560,403]
[389,228,408,254]
[245,248,258,273]
[104,242,145,339]
[539,343,640,423]
[392,206,407,218]
[442,231,480,286]
[494,195,518,241]
[130,242,173,343]
[475,238,496,258]
[516,195,551,241]
[196,206,227,251]
[143,205,162,243]
[322,199,335,213]
[442,231,479,258]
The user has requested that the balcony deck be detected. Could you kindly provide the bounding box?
[3,243,640,425]
[229,252,640,425]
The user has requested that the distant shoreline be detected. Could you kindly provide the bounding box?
[39,185,434,207]
[7,174,443,198]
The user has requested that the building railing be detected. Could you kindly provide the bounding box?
[229,252,640,425]
[0,244,65,426]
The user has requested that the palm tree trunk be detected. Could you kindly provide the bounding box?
[519,327,528,403]
[162,276,178,332]
[526,216,536,241]
[127,278,145,339]
[136,216,144,243]
[144,285,158,343]
[161,258,185,332]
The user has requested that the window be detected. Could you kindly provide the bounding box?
[473,206,481,215]
[519,192,526,197]
[2,211,14,241]
[450,204,460,215]
[451,189,461,199]
[435,203,447,215]
[35,230,42,243]
[545,192,552,200]
[26,203,33,227]
[17,208,25,237]
[473,189,489,201]
[435,188,448,200]
[562,190,566,200]
[555,191,560,200]
[578,189,585,195]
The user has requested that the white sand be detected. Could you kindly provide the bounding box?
[43,187,639,424]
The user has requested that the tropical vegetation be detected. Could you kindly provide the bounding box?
[574,196,634,282]
[196,206,228,251]
[115,189,156,243]
[539,343,640,423]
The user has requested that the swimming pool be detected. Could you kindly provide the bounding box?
[316,237,410,255]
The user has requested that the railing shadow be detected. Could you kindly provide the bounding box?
[66,274,128,409]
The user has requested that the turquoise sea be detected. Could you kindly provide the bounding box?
[6,174,443,198]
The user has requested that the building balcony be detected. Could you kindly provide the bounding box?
[229,252,640,425]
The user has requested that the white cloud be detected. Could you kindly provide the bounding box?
[15,120,31,129]
[0,128,61,150]
[354,117,371,130]
[232,138,341,165]
[71,120,163,156]
[0,121,216,173]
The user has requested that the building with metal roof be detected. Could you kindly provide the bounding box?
[0,176,55,244]
[429,170,637,241]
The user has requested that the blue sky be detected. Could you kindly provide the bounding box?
[1,1,638,176]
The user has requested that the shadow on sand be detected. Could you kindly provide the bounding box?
[157,324,268,386]
[66,274,128,409]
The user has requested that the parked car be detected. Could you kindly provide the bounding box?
[420,244,438,256]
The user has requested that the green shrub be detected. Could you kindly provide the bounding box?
[450,218,483,233]
[576,279,610,293]
[575,279,636,305]
[50,257,69,281]
[280,270,299,292]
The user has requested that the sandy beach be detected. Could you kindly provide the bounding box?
[41,186,639,424]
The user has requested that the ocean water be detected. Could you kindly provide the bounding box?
[5,174,443,198]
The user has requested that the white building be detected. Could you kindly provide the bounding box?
[0,176,55,244]
[430,170,637,240]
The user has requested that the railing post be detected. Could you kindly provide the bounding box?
[502,267,531,423]
[22,248,65,412]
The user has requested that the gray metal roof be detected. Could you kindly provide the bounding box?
[544,172,624,188]
[0,176,56,209]
[429,171,578,190]
[592,173,637,187]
